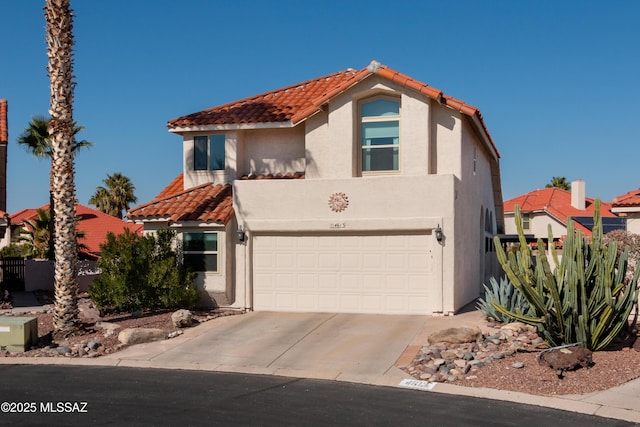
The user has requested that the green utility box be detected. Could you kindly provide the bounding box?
[0,317,38,352]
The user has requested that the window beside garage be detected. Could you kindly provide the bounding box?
[182,232,218,272]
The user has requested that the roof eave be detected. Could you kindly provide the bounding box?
[611,206,640,213]
[169,121,295,134]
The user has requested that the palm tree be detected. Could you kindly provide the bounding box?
[19,209,51,259]
[45,0,79,339]
[17,116,91,263]
[545,176,570,191]
[17,115,92,158]
[89,173,137,219]
[18,208,88,259]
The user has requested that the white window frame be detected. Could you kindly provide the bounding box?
[193,134,225,171]
[182,231,219,273]
[522,213,531,231]
[358,95,401,175]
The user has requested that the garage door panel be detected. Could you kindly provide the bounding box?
[253,234,434,314]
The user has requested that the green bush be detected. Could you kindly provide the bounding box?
[477,276,533,323]
[90,229,198,314]
[493,200,639,351]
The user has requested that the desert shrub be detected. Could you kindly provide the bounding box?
[477,276,532,323]
[603,229,640,284]
[90,229,198,314]
[0,244,30,258]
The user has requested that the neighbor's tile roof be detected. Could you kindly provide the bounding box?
[0,99,7,143]
[10,204,143,254]
[503,188,616,235]
[128,182,234,224]
[167,61,499,157]
[611,188,640,207]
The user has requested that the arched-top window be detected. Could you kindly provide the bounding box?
[360,97,400,173]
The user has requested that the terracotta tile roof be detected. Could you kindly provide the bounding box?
[239,172,305,180]
[0,99,7,143]
[128,183,234,224]
[503,188,616,235]
[153,174,184,200]
[10,204,143,254]
[167,61,498,158]
[611,188,640,207]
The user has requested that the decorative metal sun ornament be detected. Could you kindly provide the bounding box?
[328,192,349,212]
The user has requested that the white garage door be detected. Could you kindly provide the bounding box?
[253,233,434,314]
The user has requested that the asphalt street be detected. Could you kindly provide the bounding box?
[0,365,634,426]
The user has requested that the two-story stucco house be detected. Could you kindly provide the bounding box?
[128,60,504,315]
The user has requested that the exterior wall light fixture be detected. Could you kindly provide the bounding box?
[237,226,246,242]
[435,224,443,242]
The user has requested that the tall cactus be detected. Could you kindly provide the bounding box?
[493,199,639,351]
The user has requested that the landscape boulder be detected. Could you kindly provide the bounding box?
[118,328,167,346]
[537,345,593,378]
[428,327,483,344]
[171,309,193,328]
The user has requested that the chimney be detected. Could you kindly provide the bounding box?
[0,99,6,213]
[571,179,586,210]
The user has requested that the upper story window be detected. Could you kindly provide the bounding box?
[194,134,225,171]
[360,97,400,173]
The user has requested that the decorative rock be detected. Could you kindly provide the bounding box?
[440,350,457,361]
[168,330,184,339]
[118,328,167,345]
[403,319,552,383]
[428,327,483,344]
[95,321,121,331]
[537,345,593,377]
[56,347,71,356]
[171,309,193,328]
[433,358,446,367]
[87,340,100,351]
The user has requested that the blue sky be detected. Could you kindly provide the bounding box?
[1,1,639,214]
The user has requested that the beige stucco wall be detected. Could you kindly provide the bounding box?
[304,75,436,180]
[239,127,305,177]
[182,131,240,188]
[451,119,501,310]
[234,174,455,313]
[503,212,568,238]
[625,215,640,235]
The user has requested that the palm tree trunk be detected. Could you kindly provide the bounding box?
[45,0,79,339]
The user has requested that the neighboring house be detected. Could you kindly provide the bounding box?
[9,203,143,259]
[128,60,504,315]
[611,189,640,234]
[503,180,622,244]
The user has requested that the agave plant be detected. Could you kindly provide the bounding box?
[477,276,533,323]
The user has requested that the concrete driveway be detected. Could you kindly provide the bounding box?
[107,311,433,384]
